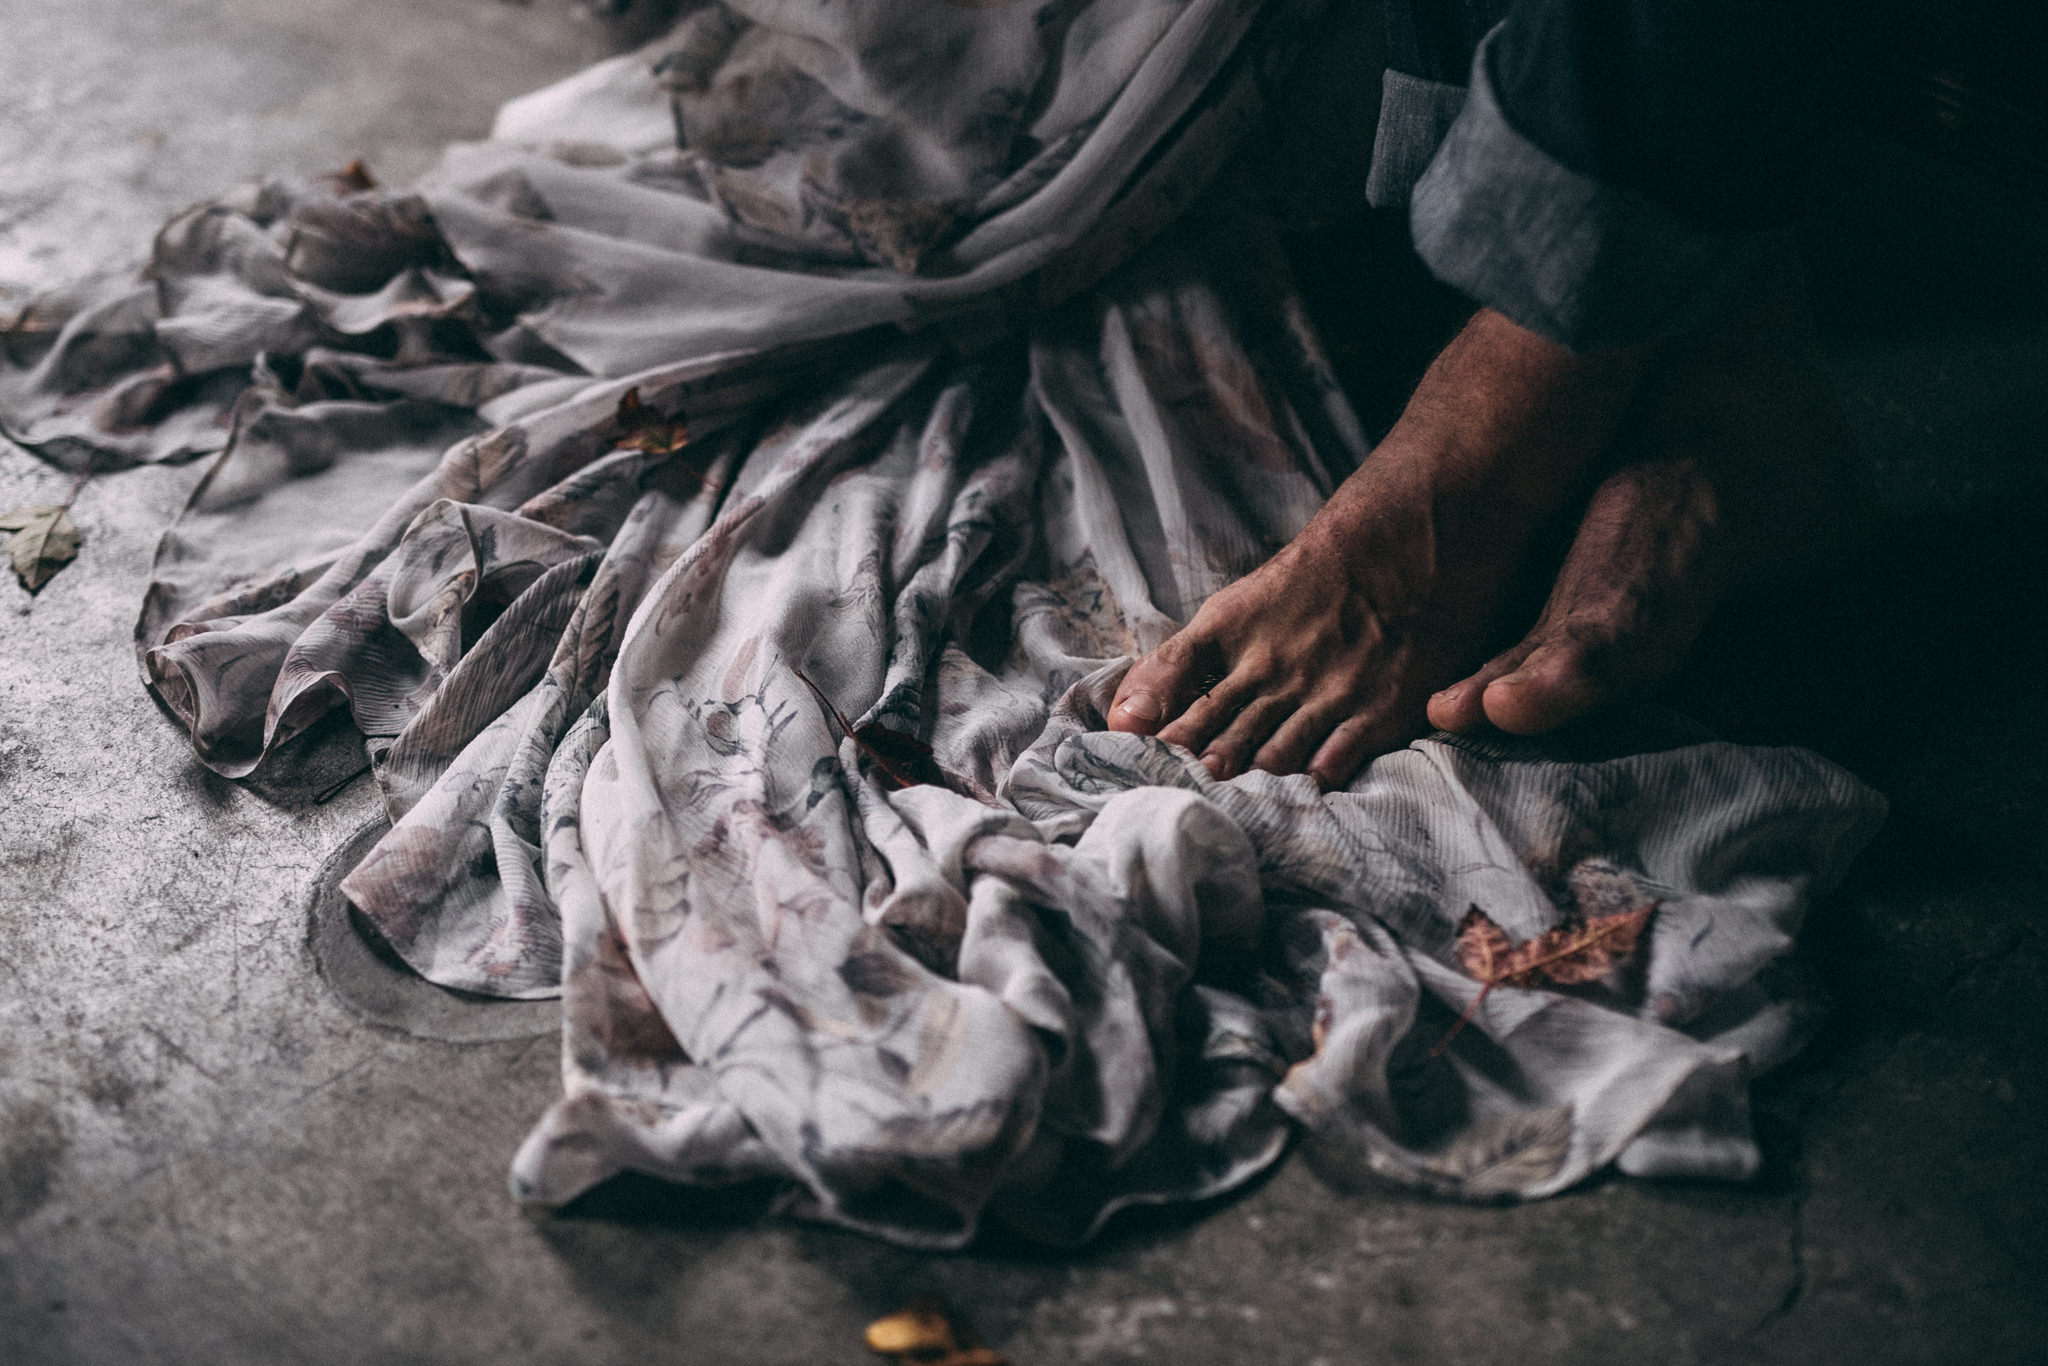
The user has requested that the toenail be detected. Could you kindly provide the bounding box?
[1117,691,1163,722]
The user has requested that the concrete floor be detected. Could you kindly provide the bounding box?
[2,3,2044,1363]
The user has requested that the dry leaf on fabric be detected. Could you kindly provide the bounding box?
[1,503,81,591]
[865,1302,1006,1365]
[319,159,379,194]
[613,386,692,457]
[795,668,956,793]
[1432,901,1657,1056]
[849,720,955,791]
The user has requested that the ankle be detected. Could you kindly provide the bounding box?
[1395,309,1653,513]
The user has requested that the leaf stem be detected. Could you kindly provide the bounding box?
[1429,980,1495,1058]
[1495,905,1655,985]
[58,451,101,511]
[793,666,856,738]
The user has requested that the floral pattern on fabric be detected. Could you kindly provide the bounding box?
[0,0,1884,1246]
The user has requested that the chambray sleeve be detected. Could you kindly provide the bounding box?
[1372,0,1862,351]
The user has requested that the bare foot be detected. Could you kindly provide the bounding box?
[1107,308,1649,787]
[1427,258,1876,737]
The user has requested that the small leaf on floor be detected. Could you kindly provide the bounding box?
[1,503,81,591]
[865,1301,1007,1365]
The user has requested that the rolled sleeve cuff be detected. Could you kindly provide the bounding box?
[1364,71,1469,211]
[1408,27,1778,351]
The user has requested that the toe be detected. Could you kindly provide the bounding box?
[1427,640,1535,733]
[1306,709,1410,790]
[1198,695,1296,780]
[1156,665,1262,757]
[1109,633,1222,736]
[1480,639,1608,735]
[1251,697,1352,777]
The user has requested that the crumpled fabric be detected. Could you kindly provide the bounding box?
[0,0,1885,1247]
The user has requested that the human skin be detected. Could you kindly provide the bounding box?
[1105,257,1868,786]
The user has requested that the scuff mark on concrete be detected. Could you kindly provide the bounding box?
[1755,1181,1810,1332]
[0,1098,66,1227]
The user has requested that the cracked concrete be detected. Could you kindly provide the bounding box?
[2,2,2045,1363]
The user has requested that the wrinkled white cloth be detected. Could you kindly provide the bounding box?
[0,0,1884,1246]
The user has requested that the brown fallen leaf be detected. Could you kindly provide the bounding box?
[850,720,955,790]
[865,1301,1006,1366]
[795,668,956,793]
[613,385,691,458]
[319,159,379,195]
[1,503,81,591]
[866,1305,954,1357]
[1431,901,1657,1056]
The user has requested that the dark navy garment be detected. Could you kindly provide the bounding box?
[1370,0,1868,347]
[1383,0,1509,89]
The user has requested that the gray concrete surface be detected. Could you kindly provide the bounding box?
[1,3,2044,1363]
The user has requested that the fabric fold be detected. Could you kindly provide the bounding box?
[2,0,1886,1246]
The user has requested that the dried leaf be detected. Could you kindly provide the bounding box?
[1492,902,1656,991]
[613,386,691,457]
[1452,906,1514,984]
[865,1302,1006,1366]
[1,503,81,591]
[1434,901,1657,1056]
[795,668,956,794]
[865,1306,956,1357]
[320,159,379,194]
[851,720,953,790]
